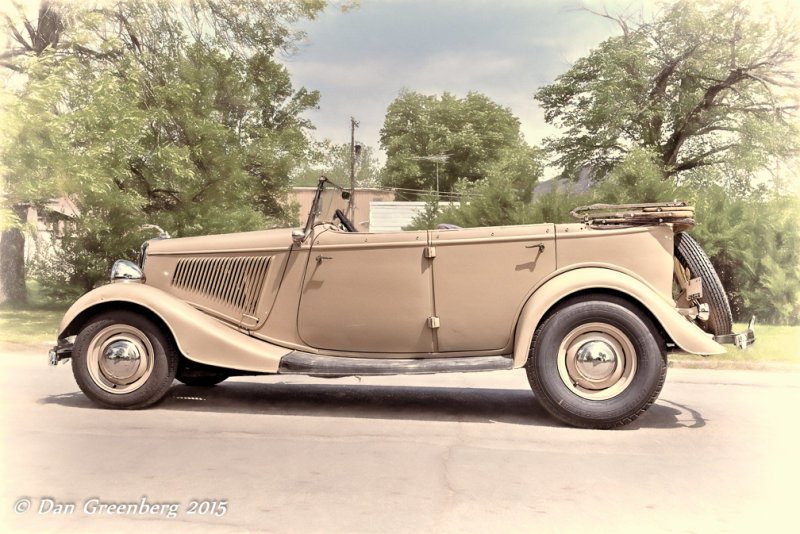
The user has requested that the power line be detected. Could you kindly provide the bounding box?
[377,186,479,198]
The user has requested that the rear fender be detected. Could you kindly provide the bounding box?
[58,283,290,373]
[512,267,725,368]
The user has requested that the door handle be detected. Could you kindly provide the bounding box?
[316,255,333,263]
[526,243,545,252]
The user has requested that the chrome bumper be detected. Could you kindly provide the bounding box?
[713,317,756,349]
[48,339,74,365]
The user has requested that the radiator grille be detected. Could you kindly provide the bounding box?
[171,255,271,316]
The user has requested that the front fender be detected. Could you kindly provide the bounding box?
[512,267,725,368]
[58,283,290,373]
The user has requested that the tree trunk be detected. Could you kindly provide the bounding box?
[0,204,29,304]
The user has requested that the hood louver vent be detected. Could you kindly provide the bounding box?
[171,255,271,316]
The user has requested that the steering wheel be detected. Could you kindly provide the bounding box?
[334,209,357,232]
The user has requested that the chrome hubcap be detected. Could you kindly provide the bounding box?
[557,323,636,400]
[575,340,618,382]
[87,325,154,394]
[100,339,143,382]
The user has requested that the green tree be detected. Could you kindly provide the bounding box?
[293,141,384,188]
[0,1,69,303]
[405,172,551,231]
[562,148,800,324]
[380,90,540,198]
[534,0,800,186]
[402,189,445,231]
[1,0,325,301]
[533,0,800,324]
[590,148,687,204]
[688,188,800,324]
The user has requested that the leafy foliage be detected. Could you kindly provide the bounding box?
[590,148,686,203]
[583,152,800,324]
[566,148,800,324]
[406,174,588,231]
[2,1,324,297]
[535,0,800,187]
[529,0,800,324]
[402,190,447,231]
[293,142,384,188]
[689,189,800,324]
[439,175,523,228]
[380,90,541,198]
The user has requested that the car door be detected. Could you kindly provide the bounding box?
[297,228,435,353]
[429,224,557,352]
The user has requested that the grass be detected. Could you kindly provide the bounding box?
[1,283,798,369]
[670,322,800,369]
[0,282,68,346]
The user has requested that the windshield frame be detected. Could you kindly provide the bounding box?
[301,176,351,238]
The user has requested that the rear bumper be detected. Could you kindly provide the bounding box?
[713,317,756,349]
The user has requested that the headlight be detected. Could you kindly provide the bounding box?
[111,260,144,282]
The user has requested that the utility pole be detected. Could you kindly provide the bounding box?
[348,117,360,220]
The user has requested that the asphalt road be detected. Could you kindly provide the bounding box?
[1,345,798,534]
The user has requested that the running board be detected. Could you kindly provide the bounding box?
[278,352,514,377]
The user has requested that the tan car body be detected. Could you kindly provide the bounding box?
[57,221,725,376]
[54,178,753,427]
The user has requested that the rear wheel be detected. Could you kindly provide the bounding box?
[72,311,178,408]
[526,295,666,429]
[674,232,732,335]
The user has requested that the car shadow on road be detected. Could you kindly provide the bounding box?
[629,399,706,430]
[176,381,561,427]
[41,380,704,430]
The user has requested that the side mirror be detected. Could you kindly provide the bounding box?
[291,229,306,246]
[341,190,351,200]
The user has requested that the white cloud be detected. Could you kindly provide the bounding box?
[287,0,643,153]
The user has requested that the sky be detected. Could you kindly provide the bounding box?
[285,0,646,159]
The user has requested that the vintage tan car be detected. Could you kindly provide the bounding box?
[49,177,754,428]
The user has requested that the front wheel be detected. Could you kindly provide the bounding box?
[72,311,178,409]
[526,295,666,429]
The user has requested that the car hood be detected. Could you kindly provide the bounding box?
[146,227,295,255]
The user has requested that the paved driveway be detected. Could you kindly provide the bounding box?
[2,346,798,533]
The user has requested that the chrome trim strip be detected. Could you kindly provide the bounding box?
[278,352,514,376]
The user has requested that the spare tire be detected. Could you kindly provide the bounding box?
[674,232,732,335]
